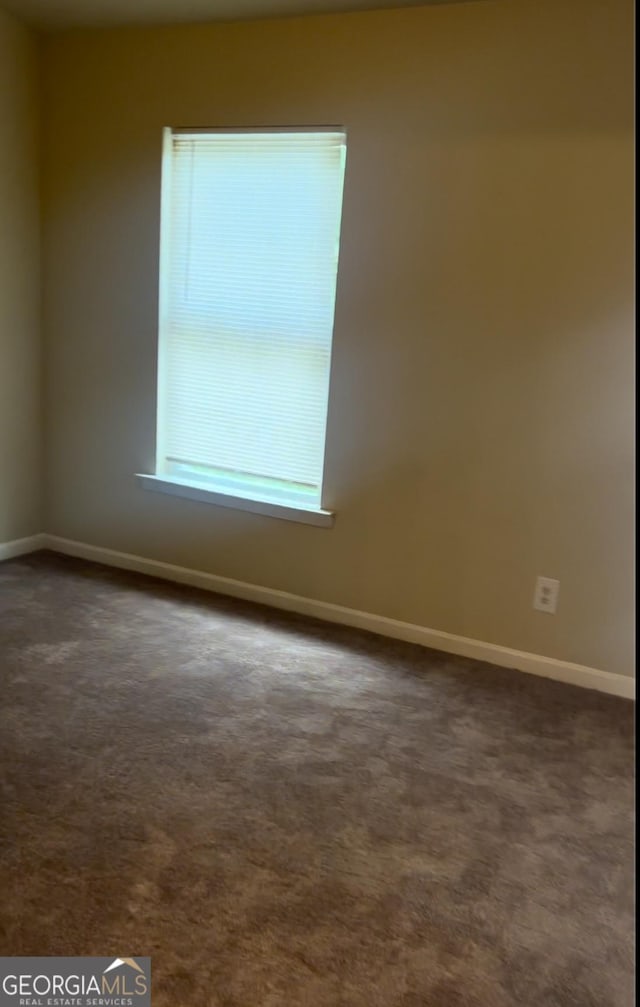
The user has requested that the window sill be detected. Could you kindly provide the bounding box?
[135,474,335,528]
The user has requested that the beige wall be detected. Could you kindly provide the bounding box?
[0,7,41,541]
[41,0,634,676]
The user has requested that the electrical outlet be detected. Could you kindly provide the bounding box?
[533,576,560,614]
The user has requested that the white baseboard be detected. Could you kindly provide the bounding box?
[41,533,635,700]
[0,533,47,562]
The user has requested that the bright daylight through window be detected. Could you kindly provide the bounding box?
[148,127,347,522]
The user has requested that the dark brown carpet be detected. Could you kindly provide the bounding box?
[0,551,634,1006]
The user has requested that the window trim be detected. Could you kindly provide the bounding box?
[136,473,335,527]
[143,125,345,527]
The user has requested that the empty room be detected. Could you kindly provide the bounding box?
[0,0,634,1004]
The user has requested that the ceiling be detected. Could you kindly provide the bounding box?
[1,0,483,31]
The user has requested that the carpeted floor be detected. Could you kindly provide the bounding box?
[0,551,634,1006]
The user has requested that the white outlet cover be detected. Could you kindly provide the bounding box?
[533,576,560,614]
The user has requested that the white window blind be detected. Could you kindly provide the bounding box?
[157,128,347,510]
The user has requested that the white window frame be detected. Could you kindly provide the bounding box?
[137,126,347,528]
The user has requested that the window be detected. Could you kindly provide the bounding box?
[139,127,347,526]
